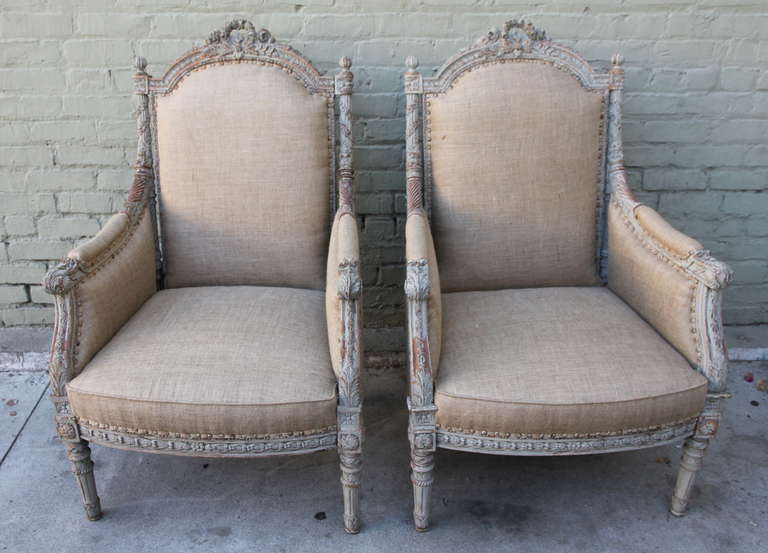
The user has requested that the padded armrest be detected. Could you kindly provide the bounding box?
[634,206,702,259]
[405,210,442,379]
[326,210,361,380]
[44,207,157,375]
[69,213,130,263]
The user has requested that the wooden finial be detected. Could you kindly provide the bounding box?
[405,56,419,73]
[134,56,147,74]
[339,56,352,70]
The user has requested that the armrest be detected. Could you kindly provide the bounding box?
[326,210,362,408]
[44,206,157,387]
[404,210,442,407]
[607,190,733,391]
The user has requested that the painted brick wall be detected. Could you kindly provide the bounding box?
[1,1,767,350]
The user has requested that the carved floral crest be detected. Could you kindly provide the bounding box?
[203,19,277,59]
[474,19,548,57]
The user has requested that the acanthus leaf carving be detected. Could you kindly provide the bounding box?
[337,260,362,300]
[404,259,430,301]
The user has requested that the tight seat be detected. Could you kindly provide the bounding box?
[435,287,708,437]
[68,286,337,438]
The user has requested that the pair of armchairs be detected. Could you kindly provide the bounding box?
[45,20,732,534]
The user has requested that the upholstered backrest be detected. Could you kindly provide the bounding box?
[426,61,606,292]
[154,62,331,289]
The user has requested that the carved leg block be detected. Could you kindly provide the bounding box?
[411,450,434,531]
[66,441,102,521]
[670,436,709,516]
[339,450,362,534]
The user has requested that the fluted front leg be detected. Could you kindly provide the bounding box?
[66,440,102,521]
[411,447,435,531]
[339,447,362,533]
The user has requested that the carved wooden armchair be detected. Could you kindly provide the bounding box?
[403,20,733,531]
[43,20,363,533]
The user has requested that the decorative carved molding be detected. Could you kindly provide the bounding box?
[473,19,547,55]
[337,260,362,301]
[405,57,424,213]
[79,422,338,457]
[204,19,277,59]
[150,20,333,96]
[424,19,609,94]
[404,259,430,301]
[437,420,697,455]
[336,57,355,212]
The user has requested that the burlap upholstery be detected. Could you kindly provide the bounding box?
[326,210,360,378]
[155,62,330,289]
[435,287,707,436]
[68,286,337,437]
[635,205,703,258]
[607,201,700,365]
[70,212,129,263]
[405,211,442,376]
[428,61,605,292]
[72,209,157,374]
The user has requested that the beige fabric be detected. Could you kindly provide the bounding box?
[156,62,331,289]
[435,287,707,436]
[635,205,703,258]
[405,211,442,376]
[607,201,699,364]
[68,286,337,436]
[326,210,360,378]
[428,61,605,292]
[74,209,157,373]
[70,213,129,263]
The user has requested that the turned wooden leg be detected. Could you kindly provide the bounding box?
[66,440,102,521]
[411,448,434,531]
[339,449,362,533]
[670,436,709,516]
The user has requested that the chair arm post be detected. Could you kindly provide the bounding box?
[335,258,363,533]
[405,259,437,433]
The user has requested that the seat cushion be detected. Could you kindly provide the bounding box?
[68,287,337,438]
[435,287,708,437]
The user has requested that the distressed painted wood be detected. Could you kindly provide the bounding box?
[43,20,361,533]
[403,19,734,531]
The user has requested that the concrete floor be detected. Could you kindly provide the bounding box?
[0,331,766,552]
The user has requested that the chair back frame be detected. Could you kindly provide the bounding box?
[404,19,623,281]
[131,19,354,287]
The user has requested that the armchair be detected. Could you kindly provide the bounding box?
[403,21,733,530]
[43,20,364,533]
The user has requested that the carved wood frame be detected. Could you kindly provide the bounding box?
[44,20,362,532]
[403,19,734,529]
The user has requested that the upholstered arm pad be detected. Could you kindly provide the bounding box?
[405,211,442,378]
[634,205,703,258]
[607,200,732,372]
[44,207,157,376]
[326,210,362,381]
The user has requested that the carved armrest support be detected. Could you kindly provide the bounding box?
[327,211,363,414]
[405,259,435,411]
